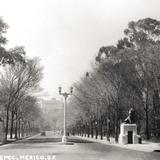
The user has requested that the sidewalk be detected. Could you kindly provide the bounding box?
[0,134,33,146]
[76,135,160,152]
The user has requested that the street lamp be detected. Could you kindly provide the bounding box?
[58,86,73,143]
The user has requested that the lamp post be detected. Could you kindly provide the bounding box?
[58,86,73,143]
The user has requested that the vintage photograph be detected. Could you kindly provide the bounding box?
[0,0,160,159]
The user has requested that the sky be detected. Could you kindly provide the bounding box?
[0,0,160,99]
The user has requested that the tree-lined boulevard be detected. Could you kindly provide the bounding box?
[1,7,160,160]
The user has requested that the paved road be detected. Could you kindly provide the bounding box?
[0,135,159,160]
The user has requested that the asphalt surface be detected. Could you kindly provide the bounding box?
[0,135,159,160]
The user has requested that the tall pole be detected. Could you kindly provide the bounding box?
[64,96,66,138]
[58,86,73,143]
[62,94,68,143]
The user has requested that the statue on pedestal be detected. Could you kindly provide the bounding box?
[119,108,141,144]
[124,108,136,124]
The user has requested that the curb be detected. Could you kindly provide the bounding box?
[0,134,37,147]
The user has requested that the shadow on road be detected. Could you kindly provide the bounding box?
[154,150,160,152]
[68,137,95,143]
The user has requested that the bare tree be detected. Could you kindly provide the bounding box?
[0,57,43,141]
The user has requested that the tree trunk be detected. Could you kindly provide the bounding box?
[82,125,84,137]
[23,123,26,137]
[18,119,21,138]
[14,112,18,139]
[115,105,119,143]
[4,109,9,142]
[145,90,150,140]
[115,123,119,143]
[91,121,93,138]
[95,124,98,139]
[145,105,150,140]
[26,122,29,136]
[87,124,90,137]
[84,125,86,137]
[21,122,24,137]
[10,111,14,139]
[100,121,103,140]
[106,119,110,141]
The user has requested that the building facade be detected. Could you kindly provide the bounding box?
[41,98,63,130]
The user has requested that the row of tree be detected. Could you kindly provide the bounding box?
[0,18,45,142]
[68,18,160,142]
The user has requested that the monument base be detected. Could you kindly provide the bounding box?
[119,123,140,145]
[59,135,73,145]
[62,135,68,143]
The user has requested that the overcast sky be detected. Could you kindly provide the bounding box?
[0,0,160,99]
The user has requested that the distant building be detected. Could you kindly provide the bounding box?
[41,98,63,130]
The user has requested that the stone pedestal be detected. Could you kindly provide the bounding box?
[0,121,4,143]
[119,123,140,145]
[62,135,68,143]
